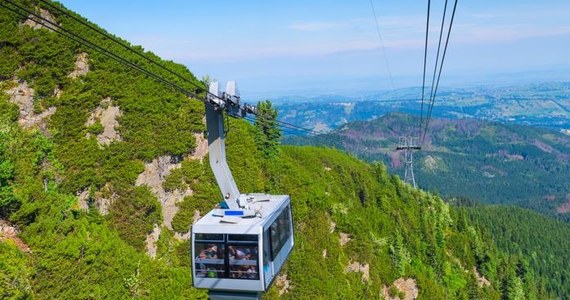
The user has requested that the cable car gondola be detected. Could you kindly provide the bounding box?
[191,82,294,300]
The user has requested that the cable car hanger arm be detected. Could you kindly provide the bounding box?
[205,81,257,211]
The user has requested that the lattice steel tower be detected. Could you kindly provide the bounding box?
[396,137,421,188]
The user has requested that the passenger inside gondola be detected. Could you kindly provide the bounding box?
[204,244,218,258]
[195,243,225,278]
[228,245,259,279]
[229,245,257,260]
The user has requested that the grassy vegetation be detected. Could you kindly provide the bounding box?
[0,1,558,299]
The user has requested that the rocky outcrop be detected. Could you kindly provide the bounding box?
[75,183,118,215]
[145,225,162,259]
[339,232,351,246]
[135,155,193,231]
[0,220,31,253]
[76,189,90,211]
[423,155,436,170]
[85,97,122,147]
[275,273,292,296]
[68,52,90,79]
[345,261,370,282]
[473,267,491,287]
[96,184,117,215]
[557,195,570,214]
[190,132,208,160]
[329,220,336,233]
[382,278,419,300]
[22,8,57,31]
[6,80,56,130]
[53,86,63,98]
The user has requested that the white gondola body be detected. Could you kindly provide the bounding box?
[192,194,294,292]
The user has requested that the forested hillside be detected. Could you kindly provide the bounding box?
[462,204,570,298]
[284,112,570,222]
[0,1,557,299]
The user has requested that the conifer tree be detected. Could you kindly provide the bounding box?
[254,100,281,159]
[507,275,526,300]
[0,120,17,217]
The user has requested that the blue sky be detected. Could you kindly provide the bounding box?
[58,0,570,98]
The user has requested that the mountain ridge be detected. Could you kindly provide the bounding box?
[284,112,570,222]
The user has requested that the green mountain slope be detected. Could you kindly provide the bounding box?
[463,204,570,298]
[284,112,570,222]
[0,1,554,299]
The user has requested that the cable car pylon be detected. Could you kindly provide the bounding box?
[396,136,421,188]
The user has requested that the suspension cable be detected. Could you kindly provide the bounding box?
[1,0,200,99]
[369,0,395,90]
[421,0,459,145]
[37,0,206,94]
[1,0,320,136]
[419,0,431,138]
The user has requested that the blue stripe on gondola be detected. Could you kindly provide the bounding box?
[225,210,245,216]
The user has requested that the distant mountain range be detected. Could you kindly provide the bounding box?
[274,82,570,132]
[284,112,570,222]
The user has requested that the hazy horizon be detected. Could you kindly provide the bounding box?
[58,1,570,99]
